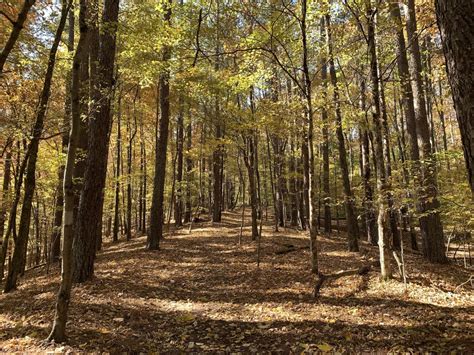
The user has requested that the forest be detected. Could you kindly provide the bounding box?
[0,0,473,352]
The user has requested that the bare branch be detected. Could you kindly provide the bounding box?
[0,10,16,26]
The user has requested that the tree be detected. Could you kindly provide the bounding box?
[319,17,331,235]
[50,6,74,263]
[325,11,359,252]
[148,0,172,250]
[174,96,184,227]
[48,0,89,340]
[72,0,120,283]
[4,0,71,292]
[406,0,446,263]
[435,0,474,197]
[365,0,392,280]
[0,0,36,74]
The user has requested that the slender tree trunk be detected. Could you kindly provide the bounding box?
[4,0,70,292]
[212,3,223,223]
[139,114,147,232]
[72,0,120,283]
[33,197,40,265]
[301,0,318,273]
[0,149,12,246]
[366,0,392,280]
[148,0,172,250]
[297,147,306,230]
[184,119,192,223]
[359,79,378,245]
[175,96,184,227]
[435,0,474,196]
[51,8,74,263]
[325,13,359,251]
[437,80,449,154]
[320,18,331,234]
[266,131,279,232]
[406,0,446,263]
[113,93,122,243]
[48,0,87,339]
[0,0,36,73]
[379,64,400,249]
[288,136,298,227]
[243,136,259,240]
[0,146,29,281]
[390,1,421,251]
[126,91,137,240]
[240,89,259,240]
[0,146,13,274]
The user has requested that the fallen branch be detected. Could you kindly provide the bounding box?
[274,244,309,255]
[454,275,473,292]
[313,261,379,297]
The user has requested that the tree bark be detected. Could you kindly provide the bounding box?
[126,90,138,240]
[0,145,29,281]
[300,0,319,273]
[359,79,378,245]
[72,0,120,283]
[0,149,12,248]
[4,0,70,292]
[113,92,122,243]
[184,119,192,223]
[320,18,331,234]
[175,96,184,227]
[325,13,359,251]
[48,0,87,340]
[147,0,172,250]
[51,7,74,263]
[406,0,446,263]
[0,0,36,74]
[435,0,474,196]
[243,134,259,240]
[366,0,392,280]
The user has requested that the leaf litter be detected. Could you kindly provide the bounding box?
[0,211,473,352]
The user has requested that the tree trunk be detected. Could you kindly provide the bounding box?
[126,90,137,240]
[147,0,172,250]
[298,0,319,272]
[4,0,70,292]
[325,13,359,251]
[212,125,223,222]
[435,0,474,196]
[406,0,446,263]
[51,8,74,263]
[72,0,120,283]
[184,119,192,223]
[0,145,29,281]
[0,149,12,247]
[359,79,378,245]
[379,63,400,250]
[366,0,392,280]
[175,96,184,227]
[288,136,298,227]
[390,1,421,251]
[113,93,122,243]
[243,136,259,240]
[0,0,36,73]
[320,18,331,234]
[48,0,87,339]
[437,80,449,154]
[265,131,278,232]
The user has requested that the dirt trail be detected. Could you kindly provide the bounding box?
[1,211,473,352]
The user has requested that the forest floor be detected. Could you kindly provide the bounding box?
[1,210,473,352]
